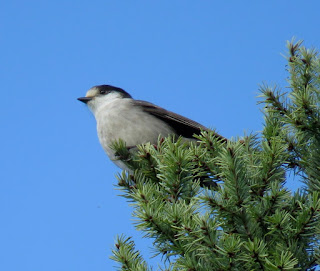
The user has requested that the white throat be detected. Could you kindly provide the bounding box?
[87,92,127,117]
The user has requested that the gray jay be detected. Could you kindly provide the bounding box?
[78,85,226,170]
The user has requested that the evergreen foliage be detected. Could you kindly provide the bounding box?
[110,40,320,270]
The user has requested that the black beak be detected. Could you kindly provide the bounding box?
[77,97,92,104]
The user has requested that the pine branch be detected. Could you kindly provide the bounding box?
[109,40,320,270]
[110,235,151,271]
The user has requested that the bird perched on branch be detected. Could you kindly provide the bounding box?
[78,85,226,171]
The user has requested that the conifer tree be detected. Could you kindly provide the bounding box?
[110,40,320,270]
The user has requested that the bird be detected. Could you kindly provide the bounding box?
[78,84,226,171]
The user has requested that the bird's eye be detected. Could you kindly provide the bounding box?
[99,90,107,95]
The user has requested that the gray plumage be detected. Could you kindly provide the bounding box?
[78,85,226,170]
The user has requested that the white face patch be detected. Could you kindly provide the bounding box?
[85,87,99,98]
[85,88,125,116]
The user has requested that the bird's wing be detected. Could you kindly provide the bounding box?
[132,100,227,142]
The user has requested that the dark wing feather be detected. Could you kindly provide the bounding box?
[133,100,227,142]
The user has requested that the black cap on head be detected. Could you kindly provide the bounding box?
[94,85,132,98]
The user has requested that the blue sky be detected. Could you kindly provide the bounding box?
[1,1,320,270]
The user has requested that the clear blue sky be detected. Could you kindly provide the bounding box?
[1,1,320,270]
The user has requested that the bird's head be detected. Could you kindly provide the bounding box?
[78,85,132,113]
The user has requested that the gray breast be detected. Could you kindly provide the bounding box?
[95,99,175,158]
